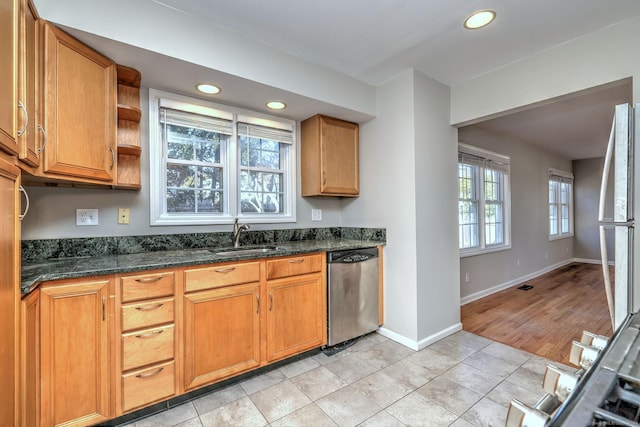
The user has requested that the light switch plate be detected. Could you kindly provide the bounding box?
[76,209,98,225]
[311,209,322,221]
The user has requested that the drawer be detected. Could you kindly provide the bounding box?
[121,271,175,303]
[184,261,260,292]
[122,361,175,413]
[267,253,324,280]
[122,324,174,371]
[122,297,174,332]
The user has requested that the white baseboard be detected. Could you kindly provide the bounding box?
[377,322,462,351]
[573,257,613,266]
[460,258,577,306]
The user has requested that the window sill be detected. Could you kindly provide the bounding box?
[549,233,574,241]
[460,244,511,258]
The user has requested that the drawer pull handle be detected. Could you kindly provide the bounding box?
[135,276,164,284]
[135,303,164,311]
[288,259,305,264]
[136,367,164,379]
[214,267,236,273]
[135,330,164,339]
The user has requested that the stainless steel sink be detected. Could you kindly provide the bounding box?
[212,245,279,256]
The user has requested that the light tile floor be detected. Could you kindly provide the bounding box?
[124,331,572,427]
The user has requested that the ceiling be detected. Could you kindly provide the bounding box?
[151,0,640,87]
[51,0,640,160]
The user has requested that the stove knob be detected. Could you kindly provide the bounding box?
[580,330,609,350]
[543,364,579,402]
[506,399,550,427]
[569,341,601,370]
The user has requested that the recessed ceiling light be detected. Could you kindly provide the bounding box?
[464,9,496,29]
[196,83,221,94]
[266,101,286,110]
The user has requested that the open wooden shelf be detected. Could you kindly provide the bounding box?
[117,104,142,123]
[115,65,142,190]
[117,144,142,156]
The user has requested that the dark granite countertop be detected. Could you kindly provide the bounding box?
[21,238,383,295]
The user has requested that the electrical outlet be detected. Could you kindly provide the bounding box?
[465,272,470,283]
[118,208,130,225]
[311,209,322,221]
[76,209,98,226]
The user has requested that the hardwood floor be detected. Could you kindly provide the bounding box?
[461,262,613,365]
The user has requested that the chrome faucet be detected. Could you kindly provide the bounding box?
[232,218,250,248]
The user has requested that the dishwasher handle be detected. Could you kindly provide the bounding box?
[327,247,378,264]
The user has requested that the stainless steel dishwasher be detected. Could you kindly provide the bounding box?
[327,247,379,346]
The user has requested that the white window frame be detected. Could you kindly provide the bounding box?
[548,168,574,240]
[149,89,296,226]
[458,143,512,257]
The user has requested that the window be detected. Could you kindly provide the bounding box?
[549,169,574,239]
[149,89,296,225]
[458,143,511,256]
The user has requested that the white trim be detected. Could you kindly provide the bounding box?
[148,88,297,226]
[377,323,463,351]
[460,258,575,306]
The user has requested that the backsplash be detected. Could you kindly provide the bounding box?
[22,227,386,261]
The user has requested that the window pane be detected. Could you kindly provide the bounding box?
[484,169,502,202]
[549,205,558,235]
[240,170,284,213]
[485,202,504,245]
[196,138,222,163]
[198,166,223,189]
[240,136,281,169]
[167,164,196,188]
[459,201,479,249]
[196,190,223,213]
[166,189,195,213]
[458,164,476,199]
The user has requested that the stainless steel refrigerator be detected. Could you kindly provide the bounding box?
[599,103,640,331]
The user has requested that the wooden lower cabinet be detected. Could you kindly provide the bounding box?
[39,277,112,427]
[266,274,326,362]
[20,253,332,425]
[116,269,177,415]
[183,283,261,391]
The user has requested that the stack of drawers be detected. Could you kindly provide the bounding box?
[119,270,177,413]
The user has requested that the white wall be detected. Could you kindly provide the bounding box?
[458,126,573,302]
[343,70,419,343]
[451,16,640,126]
[413,71,460,340]
[342,70,460,348]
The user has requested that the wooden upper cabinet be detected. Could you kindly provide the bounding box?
[42,21,117,182]
[0,0,22,156]
[301,114,359,197]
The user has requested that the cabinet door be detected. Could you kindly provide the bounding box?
[320,116,359,195]
[42,22,116,182]
[40,279,111,427]
[0,155,20,427]
[183,283,260,391]
[21,289,40,427]
[18,0,40,167]
[266,274,326,362]
[0,0,21,155]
